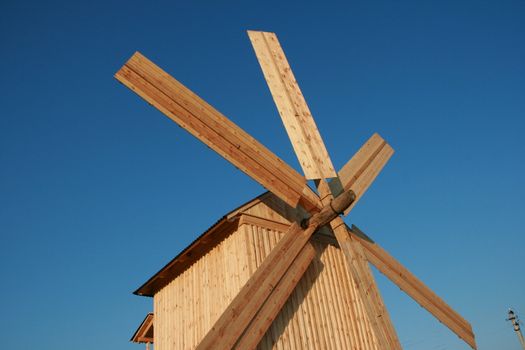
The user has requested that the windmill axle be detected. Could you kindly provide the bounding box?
[301,189,356,229]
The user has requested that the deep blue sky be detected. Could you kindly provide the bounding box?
[1,1,524,349]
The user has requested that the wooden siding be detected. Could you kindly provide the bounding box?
[153,197,384,349]
[154,225,251,349]
[242,223,380,350]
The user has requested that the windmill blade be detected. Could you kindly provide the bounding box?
[115,52,321,211]
[248,31,336,180]
[350,225,477,350]
[330,133,394,215]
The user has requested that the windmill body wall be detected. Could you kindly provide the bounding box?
[153,195,381,349]
[153,221,251,349]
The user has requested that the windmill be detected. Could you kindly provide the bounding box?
[116,31,476,349]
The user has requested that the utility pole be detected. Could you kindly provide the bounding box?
[507,309,525,350]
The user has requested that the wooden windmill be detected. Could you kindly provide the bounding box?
[116,31,476,349]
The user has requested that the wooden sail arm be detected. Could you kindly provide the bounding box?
[329,133,394,216]
[248,30,336,180]
[115,52,322,211]
[350,225,477,349]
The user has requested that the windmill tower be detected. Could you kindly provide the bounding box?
[118,31,476,350]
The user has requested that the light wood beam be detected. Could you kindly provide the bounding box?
[248,30,336,180]
[233,242,316,349]
[326,133,393,215]
[115,52,321,211]
[350,225,477,349]
[337,133,387,191]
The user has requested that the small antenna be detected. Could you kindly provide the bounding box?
[507,308,525,349]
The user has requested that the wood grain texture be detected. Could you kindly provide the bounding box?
[336,222,401,349]
[115,52,321,211]
[315,180,398,349]
[338,133,386,189]
[153,226,252,349]
[233,242,316,350]
[134,216,239,297]
[198,190,353,349]
[351,226,477,349]
[341,138,394,215]
[248,31,336,180]
[196,222,317,350]
[244,221,382,350]
[151,195,390,349]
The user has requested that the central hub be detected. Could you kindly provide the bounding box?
[301,189,356,229]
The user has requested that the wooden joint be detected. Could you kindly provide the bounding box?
[303,189,356,228]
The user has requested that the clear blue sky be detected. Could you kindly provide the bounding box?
[1,0,524,349]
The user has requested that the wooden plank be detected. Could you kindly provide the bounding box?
[126,53,305,193]
[313,247,337,349]
[126,53,320,211]
[350,225,477,349]
[115,52,322,211]
[329,133,393,216]
[248,31,336,180]
[344,142,394,215]
[338,133,386,190]
[128,51,321,213]
[234,242,316,350]
[322,246,349,349]
[290,251,313,349]
[238,213,291,233]
[268,229,294,350]
[303,247,327,348]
